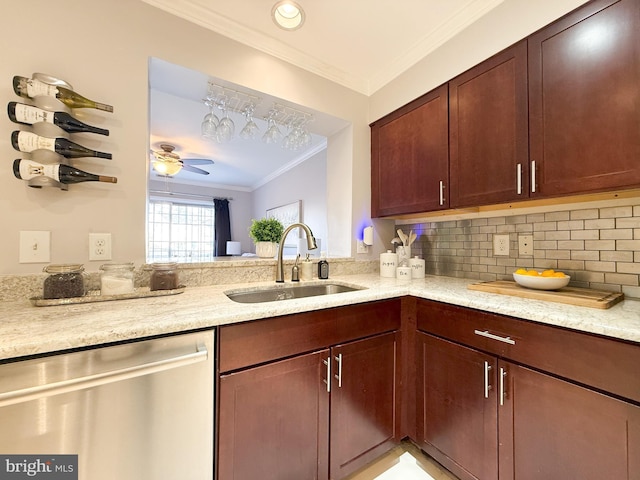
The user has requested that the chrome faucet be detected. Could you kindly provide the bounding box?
[276,223,317,282]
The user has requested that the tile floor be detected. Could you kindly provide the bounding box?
[346,442,459,480]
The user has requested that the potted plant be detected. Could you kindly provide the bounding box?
[249,217,284,258]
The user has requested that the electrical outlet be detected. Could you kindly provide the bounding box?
[518,235,534,256]
[19,231,51,263]
[89,233,112,261]
[493,234,510,256]
[356,240,369,254]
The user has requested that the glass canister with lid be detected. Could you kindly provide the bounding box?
[150,262,180,291]
[100,263,135,295]
[43,264,85,299]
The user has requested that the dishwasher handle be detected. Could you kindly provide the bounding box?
[0,344,208,408]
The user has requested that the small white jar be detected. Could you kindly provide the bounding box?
[409,256,426,279]
[380,250,398,278]
[100,263,135,295]
[396,266,412,282]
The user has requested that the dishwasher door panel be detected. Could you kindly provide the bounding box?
[0,330,214,480]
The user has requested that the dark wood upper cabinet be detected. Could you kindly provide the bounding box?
[449,40,529,208]
[529,0,640,197]
[371,84,449,217]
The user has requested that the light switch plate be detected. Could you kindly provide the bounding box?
[519,235,534,256]
[19,231,51,263]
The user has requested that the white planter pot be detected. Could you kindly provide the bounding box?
[255,241,278,258]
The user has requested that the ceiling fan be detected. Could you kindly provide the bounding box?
[151,143,214,176]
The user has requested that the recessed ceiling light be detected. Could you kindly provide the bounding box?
[271,1,305,31]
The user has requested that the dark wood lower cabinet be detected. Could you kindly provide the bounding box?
[500,362,640,480]
[218,350,330,480]
[217,302,401,480]
[417,332,498,480]
[330,332,399,479]
[417,299,640,480]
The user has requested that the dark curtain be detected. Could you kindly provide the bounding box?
[214,198,231,256]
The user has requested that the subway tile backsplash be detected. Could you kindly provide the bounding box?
[398,203,640,299]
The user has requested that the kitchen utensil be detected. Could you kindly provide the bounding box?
[397,229,407,246]
[408,230,416,247]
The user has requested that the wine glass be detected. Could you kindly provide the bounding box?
[216,99,235,143]
[262,117,283,144]
[201,103,219,140]
[240,104,260,140]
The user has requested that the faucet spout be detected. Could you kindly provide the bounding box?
[276,223,317,282]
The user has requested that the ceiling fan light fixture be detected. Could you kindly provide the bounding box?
[152,160,182,176]
[272,1,305,31]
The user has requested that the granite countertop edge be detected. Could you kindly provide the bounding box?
[1,273,639,361]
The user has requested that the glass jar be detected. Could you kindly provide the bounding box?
[100,263,135,295]
[43,264,85,299]
[150,262,179,291]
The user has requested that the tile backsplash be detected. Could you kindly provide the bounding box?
[398,203,640,299]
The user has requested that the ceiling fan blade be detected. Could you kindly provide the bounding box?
[181,158,215,165]
[181,164,210,175]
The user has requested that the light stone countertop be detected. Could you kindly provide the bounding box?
[1,273,639,361]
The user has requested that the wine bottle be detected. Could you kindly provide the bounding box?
[12,76,113,113]
[8,102,109,136]
[11,131,112,160]
[13,159,117,184]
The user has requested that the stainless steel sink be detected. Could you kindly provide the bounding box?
[225,282,364,303]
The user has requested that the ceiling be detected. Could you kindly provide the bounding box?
[142,0,505,95]
[145,0,505,191]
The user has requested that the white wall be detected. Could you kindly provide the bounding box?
[0,0,368,275]
[1,0,599,275]
[252,150,327,254]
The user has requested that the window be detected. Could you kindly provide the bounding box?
[147,200,215,263]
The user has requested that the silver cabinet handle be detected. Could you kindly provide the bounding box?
[474,329,516,345]
[516,163,522,195]
[483,361,492,398]
[334,353,343,388]
[499,367,507,406]
[0,345,208,408]
[531,160,536,193]
[323,357,331,393]
[439,181,445,206]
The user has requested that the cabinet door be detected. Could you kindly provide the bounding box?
[330,332,399,479]
[218,350,330,480]
[529,0,640,197]
[417,332,498,480]
[371,84,449,217]
[449,41,528,208]
[499,361,640,480]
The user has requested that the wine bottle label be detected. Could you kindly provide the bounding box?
[16,131,56,153]
[17,159,60,182]
[14,104,54,125]
[25,79,59,98]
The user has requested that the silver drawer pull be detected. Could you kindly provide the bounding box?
[474,329,515,345]
[323,357,331,393]
[483,361,492,398]
[439,180,445,205]
[499,367,507,406]
[516,163,522,195]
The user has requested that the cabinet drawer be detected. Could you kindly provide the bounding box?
[219,299,400,373]
[417,298,640,403]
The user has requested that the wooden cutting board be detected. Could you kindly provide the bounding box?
[468,280,624,309]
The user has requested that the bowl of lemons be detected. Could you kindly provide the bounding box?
[513,268,570,290]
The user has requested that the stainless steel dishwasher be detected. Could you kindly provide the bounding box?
[0,330,214,480]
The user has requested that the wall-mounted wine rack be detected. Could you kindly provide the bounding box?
[8,73,115,190]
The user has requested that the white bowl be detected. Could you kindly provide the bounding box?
[513,272,570,290]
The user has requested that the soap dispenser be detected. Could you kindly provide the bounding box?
[318,252,329,279]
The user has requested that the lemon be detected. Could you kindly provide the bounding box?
[552,272,566,277]
[541,269,556,277]
[525,270,540,276]
[515,268,528,275]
